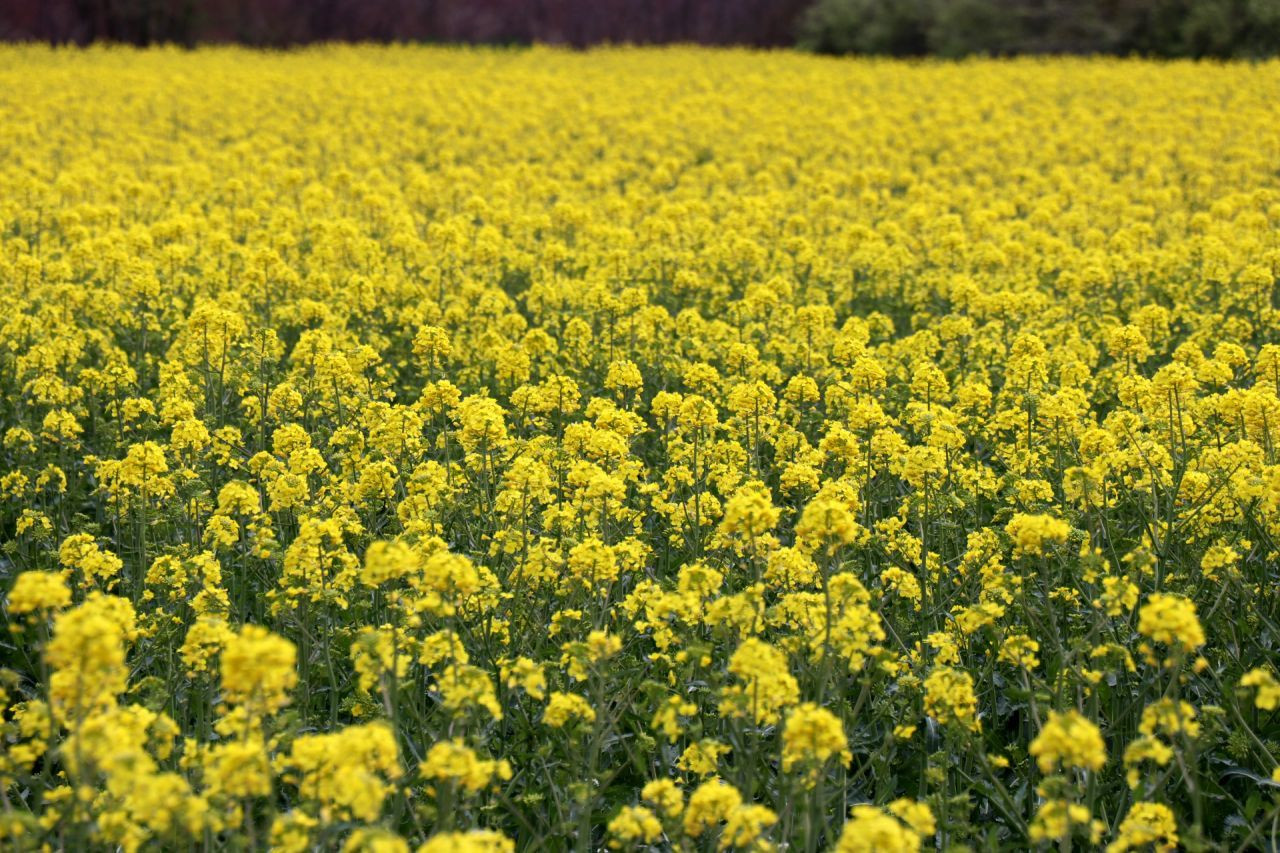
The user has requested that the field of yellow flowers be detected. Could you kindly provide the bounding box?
[2,44,1280,851]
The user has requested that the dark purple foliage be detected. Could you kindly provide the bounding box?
[0,0,813,47]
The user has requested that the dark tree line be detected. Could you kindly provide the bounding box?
[0,0,810,47]
[798,0,1280,58]
[1,0,1277,56]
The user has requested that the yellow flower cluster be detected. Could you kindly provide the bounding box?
[833,801,935,852]
[2,44,1280,849]
[1029,710,1107,774]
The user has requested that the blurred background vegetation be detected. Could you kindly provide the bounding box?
[1,0,1278,57]
[797,0,1280,58]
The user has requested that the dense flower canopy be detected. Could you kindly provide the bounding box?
[2,44,1280,850]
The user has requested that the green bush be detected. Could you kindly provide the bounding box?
[796,0,930,55]
[795,0,1280,57]
[926,0,1022,58]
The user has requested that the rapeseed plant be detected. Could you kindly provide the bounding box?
[0,44,1279,850]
